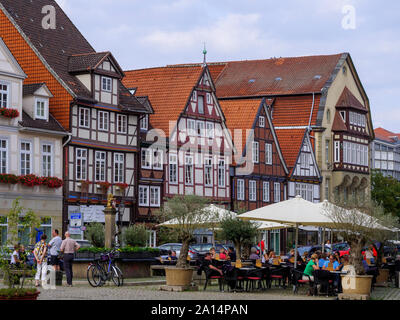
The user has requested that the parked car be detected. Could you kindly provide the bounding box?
[331,242,350,256]
[156,243,199,260]
[191,243,229,255]
[296,245,312,258]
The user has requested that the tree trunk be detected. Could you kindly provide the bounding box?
[350,239,366,275]
[234,241,241,260]
[176,238,190,269]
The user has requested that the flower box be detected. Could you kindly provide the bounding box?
[0,108,19,119]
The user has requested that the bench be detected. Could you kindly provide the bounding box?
[150,265,167,277]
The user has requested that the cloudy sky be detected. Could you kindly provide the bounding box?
[57,0,400,132]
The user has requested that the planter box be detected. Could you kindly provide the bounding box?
[0,291,40,301]
[74,252,96,260]
[165,267,194,286]
[341,274,373,296]
[376,268,390,286]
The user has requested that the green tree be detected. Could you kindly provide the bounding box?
[157,195,210,269]
[122,224,148,247]
[219,217,259,259]
[84,223,105,248]
[371,170,400,219]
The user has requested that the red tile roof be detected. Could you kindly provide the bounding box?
[332,111,347,132]
[271,95,320,127]
[218,98,262,152]
[122,65,203,135]
[336,86,366,111]
[213,54,343,98]
[275,129,306,173]
[374,127,400,143]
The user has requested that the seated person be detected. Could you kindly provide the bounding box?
[364,246,375,265]
[209,247,217,259]
[249,247,260,260]
[318,253,329,268]
[219,248,227,260]
[202,252,223,277]
[363,259,379,285]
[228,247,236,261]
[169,250,178,260]
[323,254,340,271]
[303,253,319,282]
[268,251,278,264]
[302,251,309,263]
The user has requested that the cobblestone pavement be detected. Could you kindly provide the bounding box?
[35,283,331,300]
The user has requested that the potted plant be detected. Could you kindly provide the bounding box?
[115,183,129,193]
[326,197,399,297]
[0,199,41,300]
[157,195,211,288]
[42,177,63,189]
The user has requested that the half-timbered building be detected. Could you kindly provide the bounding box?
[123,64,234,219]
[0,0,151,236]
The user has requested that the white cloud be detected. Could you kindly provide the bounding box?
[141,13,280,55]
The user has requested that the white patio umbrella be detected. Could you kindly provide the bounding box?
[238,196,337,268]
[157,204,237,245]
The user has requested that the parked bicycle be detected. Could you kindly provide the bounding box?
[87,249,123,287]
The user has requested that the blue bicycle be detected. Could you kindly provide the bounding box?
[87,249,123,287]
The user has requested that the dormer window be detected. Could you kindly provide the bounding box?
[35,98,47,120]
[101,76,112,92]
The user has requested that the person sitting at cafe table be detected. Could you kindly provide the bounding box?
[169,250,177,260]
[364,245,375,264]
[318,252,329,268]
[249,247,260,260]
[302,251,309,263]
[362,258,379,286]
[203,252,223,276]
[303,253,320,282]
[268,251,277,264]
[228,247,236,261]
[322,254,340,271]
[209,247,217,259]
[219,248,228,260]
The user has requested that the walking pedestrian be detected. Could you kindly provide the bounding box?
[33,234,48,287]
[60,231,80,287]
[48,229,62,271]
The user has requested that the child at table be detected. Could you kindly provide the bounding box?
[219,248,227,260]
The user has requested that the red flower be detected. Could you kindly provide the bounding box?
[18,174,43,187]
[97,181,111,189]
[42,177,63,189]
[115,183,129,190]
[0,174,19,184]
[0,108,19,119]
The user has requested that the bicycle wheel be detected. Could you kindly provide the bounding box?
[87,264,103,288]
[110,265,121,287]
[114,265,124,287]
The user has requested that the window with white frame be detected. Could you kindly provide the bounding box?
[35,98,47,120]
[206,122,214,139]
[263,181,270,202]
[237,179,245,200]
[249,180,257,201]
[295,183,313,202]
[150,186,161,207]
[139,186,149,206]
[252,141,259,163]
[334,141,340,163]
[0,139,7,174]
[192,91,197,102]
[198,95,204,114]
[218,159,225,187]
[79,107,90,128]
[169,153,177,184]
[140,115,148,131]
[102,76,112,92]
[114,153,124,183]
[196,121,205,137]
[95,151,106,182]
[98,111,109,131]
[187,119,196,136]
[41,143,53,177]
[141,148,151,169]
[20,141,32,175]
[117,114,127,134]
[265,143,272,165]
[0,83,9,108]
[153,149,163,170]
[207,93,212,104]
[274,182,281,203]
[204,157,212,186]
[76,148,87,180]
[185,155,193,185]
[259,116,265,128]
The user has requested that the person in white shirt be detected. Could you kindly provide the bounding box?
[48,229,62,271]
[10,244,21,266]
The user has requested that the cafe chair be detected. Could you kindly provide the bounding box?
[312,270,335,297]
[203,267,224,292]
[268,267,286,289]
[291,268,313,294]
[245,268,264,292]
